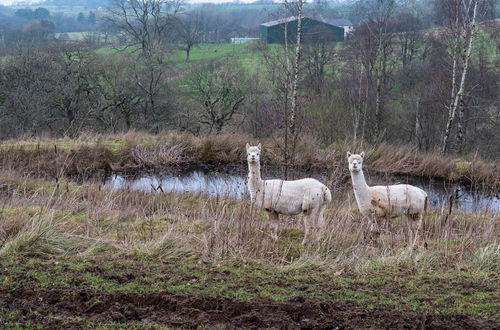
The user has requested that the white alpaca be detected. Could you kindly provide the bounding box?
[347,152,428,245]
[246,143,332,244]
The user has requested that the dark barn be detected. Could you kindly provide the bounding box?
[259,17,345,44]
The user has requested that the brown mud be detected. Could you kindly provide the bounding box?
[1,285,497,329]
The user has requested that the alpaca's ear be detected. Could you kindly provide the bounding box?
[347,152,351,158]
[257,143,261,151]
[360,152,365,158]
[246,143,250,152]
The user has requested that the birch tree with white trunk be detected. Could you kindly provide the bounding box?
[440,0,479,154]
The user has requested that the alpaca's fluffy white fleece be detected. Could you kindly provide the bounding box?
[347,152,427,219]
[250,178,332,216]
[246,143,331,243]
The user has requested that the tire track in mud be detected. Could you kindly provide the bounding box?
[0,286,497,329]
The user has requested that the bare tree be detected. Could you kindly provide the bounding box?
[105,0,181,57]
[188,62,245,133]
[356,0,396,139]
[91,55,142,131]
[341,44,369,143]
[264,0,305,179]
[439,0,481,154]
[287,0,304,141]
[302,40,336,95]
[22,19,55,43]
[175,12,203,62]
[0,45,100,137]
[105,0,182,132]
[393,12,423,68]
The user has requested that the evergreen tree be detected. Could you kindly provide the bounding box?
[77,12,86,24]
[34,7,50,19]
[88,11,96,25]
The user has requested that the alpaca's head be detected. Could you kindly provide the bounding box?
[347,152,365,173]
[246,143,261,164]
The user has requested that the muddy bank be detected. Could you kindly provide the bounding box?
[1,135,498,189]
[1,285,497,329]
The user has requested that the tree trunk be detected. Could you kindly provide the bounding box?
[375,71,382,138]
[455,1,478,153]
[286,0,304,179]
[415,99,423,149]
[441,50,458,154]
[289,0,303,139]
[455,98,467,153]
[352,63,364,143]
[441,0,477,155]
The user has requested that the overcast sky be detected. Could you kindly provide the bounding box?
[0,0,36,5]
[0,0,262,5]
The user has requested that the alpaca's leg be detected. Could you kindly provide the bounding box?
[369,215,379,233]
[313,206,326,242]
[368,215,380,242]
[412,213,424,248]
[302,215,310,245]
[268,211,280,241]
[317,205,326,228]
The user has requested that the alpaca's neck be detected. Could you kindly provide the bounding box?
[248,161,263,200]
[350,169,371,211]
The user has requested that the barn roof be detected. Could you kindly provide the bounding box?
[261,16,352,28]
[260,16,298,27]
[324,18,353,26]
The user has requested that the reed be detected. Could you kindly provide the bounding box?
[1,171,497,273]
[1,131,497,189]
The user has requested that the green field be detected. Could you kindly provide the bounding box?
[95,42,275,75]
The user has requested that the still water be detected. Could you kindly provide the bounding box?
[105,165,499,214]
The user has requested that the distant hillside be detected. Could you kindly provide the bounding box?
[38,0,110,9]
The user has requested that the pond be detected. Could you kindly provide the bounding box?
[105,165,499,215]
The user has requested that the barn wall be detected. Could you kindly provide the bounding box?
[260,18,344,44]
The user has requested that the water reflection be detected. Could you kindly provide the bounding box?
[106,169,249,200]
[105,166,499,214]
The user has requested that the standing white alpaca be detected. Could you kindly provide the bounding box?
[246,143,332,244]
[347,152,428,245]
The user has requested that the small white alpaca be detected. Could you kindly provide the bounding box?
[246,143,332,244]
[347,152,428,245]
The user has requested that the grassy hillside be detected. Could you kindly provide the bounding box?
[94,42,272,74]
[0,164,498,327]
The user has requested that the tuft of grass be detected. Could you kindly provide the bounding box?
[131,142,191,166]
[0,209,111,258]
[0,170,498,322]
[0,171,497,272]
[472,243,500,271]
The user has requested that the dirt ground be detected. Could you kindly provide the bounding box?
[1,285,498,329]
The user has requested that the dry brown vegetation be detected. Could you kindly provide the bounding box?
[0,134,498,327]
[0,169,497,272]
[1,132,498,190]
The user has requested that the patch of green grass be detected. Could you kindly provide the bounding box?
[1,254,498,319]
[95,42,274,76]
[454,160,471,175]
[0,320,42,330]
[170,43,247,66]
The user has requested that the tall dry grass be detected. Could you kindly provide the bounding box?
[1,171,497,273]
[1,132,498,190]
